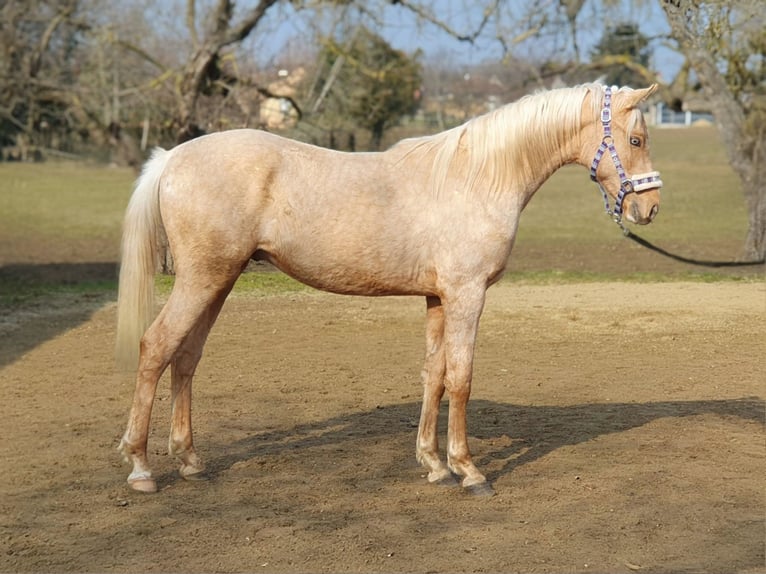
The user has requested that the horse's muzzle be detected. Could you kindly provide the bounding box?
[626,198,659,225]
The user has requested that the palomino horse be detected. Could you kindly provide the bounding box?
[116,84,662,495]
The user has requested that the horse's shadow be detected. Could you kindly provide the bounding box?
[203,396,764,484]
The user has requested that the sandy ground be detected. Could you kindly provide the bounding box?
[0,281,764,573]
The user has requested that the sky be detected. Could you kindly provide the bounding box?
[250,0,684,84]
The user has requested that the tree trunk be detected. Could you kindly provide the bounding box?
[369,122,384,151]
[175,0,279,144]
[743,138,766,261]
[661,0,765,263]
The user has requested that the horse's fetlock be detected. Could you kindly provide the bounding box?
[118,438,137,462]
[167,441,184,457]
[168,432,195,456]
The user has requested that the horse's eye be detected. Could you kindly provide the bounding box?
[630,136,642,147]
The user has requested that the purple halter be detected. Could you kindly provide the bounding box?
[590,86,662,224]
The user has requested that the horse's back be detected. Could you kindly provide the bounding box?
[164,129,395,199]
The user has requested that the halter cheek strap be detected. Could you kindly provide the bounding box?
[590,86,663,224]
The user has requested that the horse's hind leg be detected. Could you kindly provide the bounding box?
[168,289,231,481]
[416,296,455,486]
[119,274,238,493]
[119,298,188,493]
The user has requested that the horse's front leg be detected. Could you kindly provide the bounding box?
[416,296,455,486]
[443,286,495,496]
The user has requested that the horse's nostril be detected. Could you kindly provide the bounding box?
[650,204,659,220]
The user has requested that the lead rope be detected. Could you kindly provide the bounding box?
[621,229,765,268]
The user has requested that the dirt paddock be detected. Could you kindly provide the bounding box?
[1,281,764,573]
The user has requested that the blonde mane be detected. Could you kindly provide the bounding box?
[396,83,614,198]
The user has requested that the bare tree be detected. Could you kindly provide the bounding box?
[0,0,84,157]
[171,0,279,142]
[560,0,587,61]
[661,0,765,262]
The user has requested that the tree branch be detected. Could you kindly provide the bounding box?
[221,0,280,47]
[528,55,660,87]
[186,0,199,48]
[30,1,77,78]
[114,39,168,72]
[392,0,501,43]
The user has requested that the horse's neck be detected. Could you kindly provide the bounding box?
[512,111,586,205]
[492,129,580,213]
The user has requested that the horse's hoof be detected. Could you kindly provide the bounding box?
[128,478,158,493]
[465,481,495,497]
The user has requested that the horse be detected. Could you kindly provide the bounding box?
[115,83,663,496]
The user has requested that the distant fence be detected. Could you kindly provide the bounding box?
[650,102,714,127]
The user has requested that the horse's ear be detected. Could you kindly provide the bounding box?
[622,84,659,108]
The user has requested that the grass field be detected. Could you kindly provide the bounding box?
[0,126,759,308]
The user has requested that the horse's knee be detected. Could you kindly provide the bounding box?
[443,374,471,399]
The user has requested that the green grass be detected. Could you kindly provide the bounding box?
[0,126,760,312]
[0,161,133,254]
[0,277,116,308]
[152,267,759,300]
[154,270,311,297]
[503,269,760,284]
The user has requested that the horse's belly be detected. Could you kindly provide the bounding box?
[253,248,431,297]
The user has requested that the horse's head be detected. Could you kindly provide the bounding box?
[584,84,662,225]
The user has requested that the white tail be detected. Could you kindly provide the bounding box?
[115,148,170,371]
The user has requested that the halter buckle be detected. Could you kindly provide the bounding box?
[600,107,611,124]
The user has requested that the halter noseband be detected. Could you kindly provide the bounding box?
[589,86,662,225]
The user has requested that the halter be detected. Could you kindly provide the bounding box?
[589,86,662,225]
